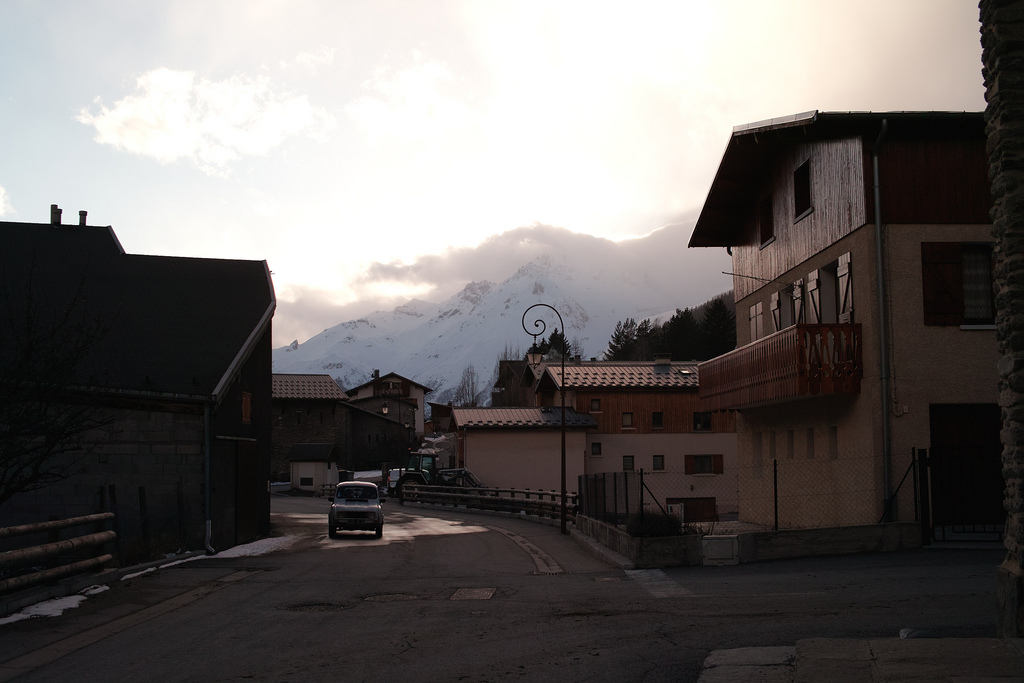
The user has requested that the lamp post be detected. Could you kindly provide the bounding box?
[522,303,568,535]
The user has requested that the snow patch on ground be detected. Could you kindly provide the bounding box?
[213,535,298,557]
[0,584,109,625]
[2,537,299,625]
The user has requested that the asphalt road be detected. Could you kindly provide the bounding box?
[0,495,1005,682]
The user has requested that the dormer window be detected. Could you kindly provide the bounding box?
[758,195,774,248]
[794,160,812,220]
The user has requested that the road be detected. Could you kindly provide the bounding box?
[0,495,1004,682]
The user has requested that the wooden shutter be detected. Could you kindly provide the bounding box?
[921,242,964,326]
[793,279,804,324]
[770,292,782,332]
[712,454,724,474]
[806,270,821,324]
[837,253,853,323]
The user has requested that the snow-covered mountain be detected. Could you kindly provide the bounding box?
[272,248,727,404]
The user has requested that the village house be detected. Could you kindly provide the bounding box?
[450,406,596,492]
[272,373,416,490]
[688,111,999,539]
[0,207,275,562]
[453,357,738,522]
[346,370,431,438]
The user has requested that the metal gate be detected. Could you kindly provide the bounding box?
[921,404,1004,543]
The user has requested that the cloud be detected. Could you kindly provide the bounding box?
[76,68,335,176]
[274,284,381,347]
[280,47,336,70]
[345,57,479,144]
[353,221,729,309]
[0,186,12,218]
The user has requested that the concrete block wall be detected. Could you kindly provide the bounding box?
[0,407,207,564]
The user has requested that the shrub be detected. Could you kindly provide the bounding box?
[626,512,683,538]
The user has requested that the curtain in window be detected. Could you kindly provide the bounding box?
[962,246,994,323]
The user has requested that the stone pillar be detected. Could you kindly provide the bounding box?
[981,0,1024,638]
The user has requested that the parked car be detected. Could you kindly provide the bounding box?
[328,481,384,539]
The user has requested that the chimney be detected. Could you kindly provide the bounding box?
[654,354,672,366]
[79,210,87,226]
[50,204,62,225]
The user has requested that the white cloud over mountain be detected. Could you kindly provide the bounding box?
[272,222,733,401]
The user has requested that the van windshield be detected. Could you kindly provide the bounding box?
[336,486,378,500]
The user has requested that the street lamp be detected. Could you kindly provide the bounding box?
[522,303,568,535]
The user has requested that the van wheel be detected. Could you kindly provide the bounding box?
[374,525,383,539]
[328,523,337,539]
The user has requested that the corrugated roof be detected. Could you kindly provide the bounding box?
[273,374,348,400]
[452,407,596,430]
[543,361,699,390]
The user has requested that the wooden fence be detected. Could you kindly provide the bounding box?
[400,485,578,521]
[0,513,116,594]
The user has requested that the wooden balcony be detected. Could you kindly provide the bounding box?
[698,324,863,411]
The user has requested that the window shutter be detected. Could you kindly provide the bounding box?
[712,454,724,474]
[793,279,805,324]
[837,253,853,323]
[806,270,821,324]
[684,454,695,475]
[921,242,964,326]
[770,292,782,332]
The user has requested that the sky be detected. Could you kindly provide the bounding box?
[0,1,986,347]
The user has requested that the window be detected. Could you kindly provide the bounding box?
[299,477,313,487]
[652,454,665,471]
[921,242,995,326]
[693,412,712,431]
[685,454,724,475]
[806,428,815,459]
[828,426,839,460]
[591,442,602,456]
[652,412,664,429]
[241,392,252,424]
[590,398,601,412]
[794,160,812,219]
[963,245,996,324]
[622,412,634,428]
[758,195,774,247]
[622,455,634,471]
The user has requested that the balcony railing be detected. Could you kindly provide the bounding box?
[698,324,863,411]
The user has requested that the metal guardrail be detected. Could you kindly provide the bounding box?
[0,513,116,594]
[400,485,578,521]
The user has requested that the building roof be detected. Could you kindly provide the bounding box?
[542,360,699,390]
[452,407,597,430]
[688,110,986,248]
[0,218,275,402]
[273,374,347,400]
[287,443,337,462]
[346,371,433,396]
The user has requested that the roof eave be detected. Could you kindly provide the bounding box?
[212,262,276,407]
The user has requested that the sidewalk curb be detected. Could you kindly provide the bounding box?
[569,529,635,569]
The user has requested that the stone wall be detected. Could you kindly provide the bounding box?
[575,516,921,569]
[981,0,1024,638]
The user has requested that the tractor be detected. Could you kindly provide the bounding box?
[387,450,481,501]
